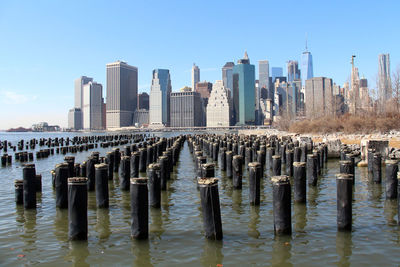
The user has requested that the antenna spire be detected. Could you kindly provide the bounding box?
[305,32,308,51]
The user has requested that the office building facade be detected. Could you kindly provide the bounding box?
[378,53,391,103]
[106,61,138,128]
[191,63,200,90]
[206,80,230,127]
[149,69,172,126]
[222,62,234,92]
[305,77,333,118]
[83,81,104,130]
[68,108,83,130]
[138,92,149,110]
[301,51,313,86]
[170,91,203,127]
[287,60,300,83]
[74,76,93,109]
[232,51,256,125]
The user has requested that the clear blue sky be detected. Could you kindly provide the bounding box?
[0,0,399,129]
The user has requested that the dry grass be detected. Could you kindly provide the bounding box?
[285,113,400,134]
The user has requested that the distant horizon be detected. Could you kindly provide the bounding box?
[1,0,399,129]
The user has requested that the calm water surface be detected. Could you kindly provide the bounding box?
[0,132,399,266]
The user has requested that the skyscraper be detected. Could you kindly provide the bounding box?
[83,81,103,130]
[68,108,83,130]
[206,80,230,127]
[149,69,172,126]
[259,60,269,92]
[287,60,300,83]
[106,61,138,128]
[170,91,204,127]
[74,76,93,109]
[271,67,283,83]
[301,49,313,86]
[305,77,333,118]
[222,62,235,92]
[378,53,391,103]
[138,92,149,110]
[232,51,256,125]
[191,63,200,90]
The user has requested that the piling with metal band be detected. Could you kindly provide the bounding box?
[64,156,75,177]
[35,174,42,192]
[249,162,261,205]
[130,178,148,240]
[198,178,223,240]
[232,155,243,189]
[245,147,253,170]
[257,150,264,172]
[286,149,294,177]
[139,148,147,173]
[272,155,281,176]
[55,163,69,209]
[212,143,219,162]
[339,160,354,184]
[294,147,301,162]
[95,163,109,208]
[336,174,353,231]
[385,160,398,199]
[196,156,207,178]
[202,163,215,178]
[80,162,87,178]
[367,148,375,173]
[15,179,24,205]
[68,177,88,240]
[119,156,131,191]
[280,144,286,165]
[86,157,96,191]
[313,150,321,175]
[293,162,306,203]
[272,175,291,235]
[105,151,114,180]
[23,164,36,209]
[225,151,233,178]
[300,145,308,162]
[307,154,318,186]
[159,156,168,190]
[220,148,226,171]
[372,153,382,184]
[148,163,161,208]
[113,149,121,172]
[146,145,153,166]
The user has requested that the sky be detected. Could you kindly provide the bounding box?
[0,0,399,129]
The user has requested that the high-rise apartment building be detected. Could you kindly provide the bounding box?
[170,91,204,127]
[232,51,256,125]
[287,60,300,83]
[378,53,391,103]
[206,80,230,127]
[191,63,200,90]
[106,61,138,128]
[83,81,103,130]
[222,62,234,92]
[259,60,269,93]
[305,77,334,118]
[149,69,171,126]
[138,92,149,110]
[301,50,313,86]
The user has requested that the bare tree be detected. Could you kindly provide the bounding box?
[392,65,400,112]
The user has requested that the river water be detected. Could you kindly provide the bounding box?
[0,131,399,266]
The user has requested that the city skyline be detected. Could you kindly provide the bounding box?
[1,1,400,128]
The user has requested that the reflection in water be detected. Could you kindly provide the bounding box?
[271,236,292,267]
[15,205,24,225]
[308,184,321,208]
[54,209,68,241]
[23,209,37,248]
[248,206,260,238]
[294,203,307,232]
[232,189,242,215]
[201,239,223,267]
[161,190,170,225]
[150,207,164,239]
[96,208,111,240]
[336,231,352,267]
[384,199,397,225]
[369,183,383,202]
[68,240,90,267]
[132,239,152,267]
[120,190,131,212]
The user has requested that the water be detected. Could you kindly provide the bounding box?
[0,132,399,266]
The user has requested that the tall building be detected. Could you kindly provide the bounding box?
[301,49,313,86]
[68,108,83,130]
[378,53,391,104]
[206,80,230,127]
[232,51,256,125]
[106,61,138,128]
[287,60,300,83]
[149,69,172,126]
[170,91,204,127]
[83,81,103,130]
[222,62,234,93]
[305,77,334,118]
[133,109,149,127]
[191,63,200,90]
[259,60,269,93]
[138,92,149,110]
[74,76,93,109]
[271,67,283,82]
[196,81,212,102]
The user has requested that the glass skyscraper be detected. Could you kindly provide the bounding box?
[271,67,283,82]
[301,51,313,86]
[378,53,391,102]
[149,69,172,126]
[232,51,255,125]
[287,60,300,83]
[222,62,234,92]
